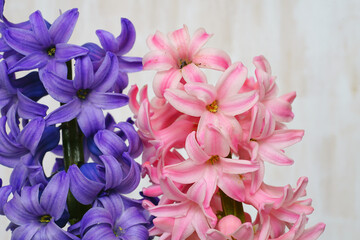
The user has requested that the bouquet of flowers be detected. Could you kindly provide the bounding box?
[0,0,325,239]
[129,26,326,239]
[0,1,153,239]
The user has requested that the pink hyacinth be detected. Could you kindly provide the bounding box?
[143,25,231,98]
[131,25,325,240]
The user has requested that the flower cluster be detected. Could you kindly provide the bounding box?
[130,26,326,239]
[0,1,150,239]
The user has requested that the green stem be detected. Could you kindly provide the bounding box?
[62,60,85,170]
[219,189,246,223]
[61,60,89,224]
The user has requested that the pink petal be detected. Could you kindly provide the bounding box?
[185,131,210,164]
[153,68,182,98]
[206,230,227,240]
[262,129,304,149]
[217,173,246,202]
[147,30,173,53]
[149,201,189,218]
[253,55,272,75]
[220,90,258,116]
[193,48,231,71]
[164,88,205,116]
[265,97,295,122]
[128,85,140,115]
[160,177,187,201]
[203,124,230,157]
[184,82,216,105]
[163,160,204,184]
[220,158,259,175]
[192,207,212,239]
[143,50,177,71]
[215,62,248,99]
[182,63,207,83]
[297,223,326,240]
[168,25,190,60]
[232,222,255,240]
[189,28,212,56]
[258,145,294,165]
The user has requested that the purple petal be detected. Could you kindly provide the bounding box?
[0,37,12,52]
[45,99,81,126]
[118,56,143,73]
[41,59,67,79]
[93,52,119,92]
[121,225,148,240]
[114,122,142,157]
[0,89,13,108]
[0,61,15,93]
[55,43,89,62]
[40,171,69,220]
[99,155,123,190]
[94,130,127,158]
[96,29,118,52]
[8,52,48,73]
[20,184,46,216]
[114,153,140,194]
[77,104,105,137]
[73,55,94,90]
[17,118,45,154]
[49,8,79,44]
[11,223,41,240]
[96,194,124,218]
[43,219,80,240]
[29,11,52,47]
[4,192,38,224]
[82,42,105,62]
[82,223,117,240]
[0,185,12,215]
[3,28,42,55]
[116,18,136,55]
[68,164,104,205]
[17,91,48,118]
[0,116,24,154]
[88,92,128,110]
[9,160,29,192]
[80,207,113,236]
[5,104,20,138]
[40,70,75,102]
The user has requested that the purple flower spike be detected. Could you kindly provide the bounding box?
[3,8,88,76]
[3,171,79,240]
[44,53,128,136]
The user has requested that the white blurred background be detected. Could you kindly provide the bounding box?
[1,0,359,239]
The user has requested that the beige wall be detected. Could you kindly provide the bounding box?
[1,0,359,239]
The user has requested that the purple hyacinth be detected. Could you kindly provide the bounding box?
[80,195,149,240]
[83,18,142,93]
[3,8,88,77]
[3,171,79,239]
[43,54,128,137]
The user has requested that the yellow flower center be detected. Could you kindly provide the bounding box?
[208,155,219,165]
[77,89,90,100]
[206,100,218,113]
[178,59,191,69]
[40,215,52,223]
[47,47,56,56]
